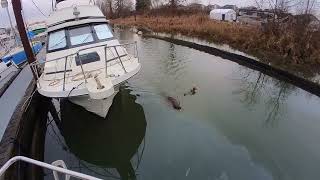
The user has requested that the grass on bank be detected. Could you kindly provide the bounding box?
[111,14,320,75]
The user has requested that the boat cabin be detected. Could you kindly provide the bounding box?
[35,0,140,99]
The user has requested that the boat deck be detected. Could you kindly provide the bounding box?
[38,56,140,97]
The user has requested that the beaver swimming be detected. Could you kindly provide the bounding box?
[167,96,182,110]
[184,86,198,96]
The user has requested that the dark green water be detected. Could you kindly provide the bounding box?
[44,28,320,180]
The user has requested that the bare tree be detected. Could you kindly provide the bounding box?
[151,0,163,9]
[100,0,133,18]
[169,0,185,8]
[99,0,114,18]
[255,0,302,15]
[254,0,266,9]
[255,0,319,15]
[298,0,318,14]
[136,0,151,12]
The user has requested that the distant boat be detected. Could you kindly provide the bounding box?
[28,22,47,43]
[1,24,44,67]
[0,28,14,45]
[0,59,18,88]
[1,41,43,67]
[28,22,47,35]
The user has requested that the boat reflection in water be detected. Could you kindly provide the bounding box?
[59,86,147,180]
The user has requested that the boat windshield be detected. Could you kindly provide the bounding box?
[48,30,67,51]
[94,24,113,40]
[47,23,114,52]
[70,26,94,46]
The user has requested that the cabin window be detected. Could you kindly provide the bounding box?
[47,23,114,52]
[69,26,94,46]
[48,30,67,51]
[94,24,113,40]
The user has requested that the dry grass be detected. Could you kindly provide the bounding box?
[111,14,320,72]
[112,14,257,45]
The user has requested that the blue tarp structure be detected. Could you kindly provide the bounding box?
[27,31,35,40]
[2,42,43,66]
[14,31,36,43]
[1,30,41,66]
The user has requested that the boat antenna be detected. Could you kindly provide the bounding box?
[51,0,57,12]
[51,0,53,11]
[73,6,80,20]
[89,0,96,5]
[31,0,48,17]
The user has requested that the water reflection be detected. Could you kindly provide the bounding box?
[117,26,136,41]
[234,69,296,126]
[264,81,294,125]
[59,87,147,179]
[165,43,187,80]
[44,27,320,180]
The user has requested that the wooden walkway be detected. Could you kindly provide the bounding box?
[0,47,49,179]
[0,47,46,139]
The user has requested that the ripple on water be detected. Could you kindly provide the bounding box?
[44,27,320,180]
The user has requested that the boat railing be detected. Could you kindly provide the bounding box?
[30,41,138,91]
[0,156,102,180]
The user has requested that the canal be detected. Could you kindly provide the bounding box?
[44,27,320,180]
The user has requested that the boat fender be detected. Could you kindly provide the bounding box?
[51,160,70,180]
[86,76,114,100]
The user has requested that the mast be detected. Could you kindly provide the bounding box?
[11,0,37,78]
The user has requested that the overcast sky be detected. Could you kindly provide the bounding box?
[0,0,257,27]
[0,0,318,28]
[0,0,52,27]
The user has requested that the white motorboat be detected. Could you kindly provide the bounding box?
[0,59,18,87]
[2,41,43,66]
[31,0,141,117]
[28,21,47,35]
[28,21,47,43]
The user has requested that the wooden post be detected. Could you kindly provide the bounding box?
[11,0,37,78]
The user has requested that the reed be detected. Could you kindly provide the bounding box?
[111,14,320,73]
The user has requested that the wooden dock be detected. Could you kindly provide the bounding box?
[0,47,51,179]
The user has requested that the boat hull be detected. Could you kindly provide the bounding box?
[68,86,120,118]
[0,63,18,88]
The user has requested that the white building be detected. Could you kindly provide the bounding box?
[209,9,237,22]
[0,28,10,43]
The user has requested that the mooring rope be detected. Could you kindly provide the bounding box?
[21,89,37,112]
[43,69,103,87]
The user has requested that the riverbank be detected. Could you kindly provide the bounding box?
[111,14,320,76]
[144,34,320,98]
[43,27,320,180]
